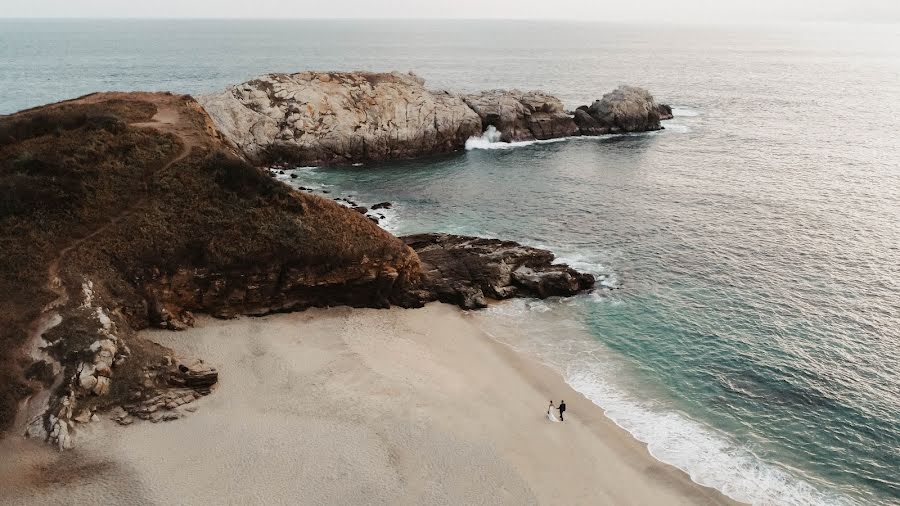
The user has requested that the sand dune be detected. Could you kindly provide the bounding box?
[0,303,737,505]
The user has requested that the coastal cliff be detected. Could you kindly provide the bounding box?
[0,89,596,448]
[199,71,672,164]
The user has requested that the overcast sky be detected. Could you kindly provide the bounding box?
[3,0,900,23]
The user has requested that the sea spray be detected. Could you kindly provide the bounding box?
[465,125,570,150]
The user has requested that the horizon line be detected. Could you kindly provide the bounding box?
[0,16,894,25]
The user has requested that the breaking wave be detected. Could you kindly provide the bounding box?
[465,125,571,150]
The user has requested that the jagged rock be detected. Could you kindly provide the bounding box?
[402,234,595,309]
[352,206,368,214]
[92,376,110,396]
[79,371,98,391]
[511,266,588,298]
[73,409,93,424]
[371,202,392,210]
[657,103,674,120]
[582,86,667,133]
[462,90,577,142]
[573,107,610,136]
[198,71,483,165]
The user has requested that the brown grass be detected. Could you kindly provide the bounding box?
[0,93,417,433]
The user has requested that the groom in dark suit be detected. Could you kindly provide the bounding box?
[558,400,566,421]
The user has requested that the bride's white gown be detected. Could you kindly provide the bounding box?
[547,406,559,422]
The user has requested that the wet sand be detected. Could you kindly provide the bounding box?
[0,303,738,505]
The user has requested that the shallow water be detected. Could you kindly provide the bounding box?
[4,19,900,505]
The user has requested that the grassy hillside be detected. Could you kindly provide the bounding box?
[0,93,421,433]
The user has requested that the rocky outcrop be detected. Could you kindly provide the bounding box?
[574,86,668,134]
[200,71,673,165]
[461,90,578,142]
[198,71,482,165]
[403,234,595,309]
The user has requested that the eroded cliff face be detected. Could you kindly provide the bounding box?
[199,71,483,165]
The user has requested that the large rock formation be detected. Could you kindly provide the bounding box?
[404,234,595,309]
[574,85,669,134]
[198,71,482,165]
[461,90,578,142]
[200,71,673,165]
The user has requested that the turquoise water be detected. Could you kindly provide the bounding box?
[3,19,900,505]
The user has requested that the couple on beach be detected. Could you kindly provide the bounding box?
[547,400,566,422]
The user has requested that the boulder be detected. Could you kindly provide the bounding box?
[582,86,666,133]
[169,359,218,392]
[462,90,578,142]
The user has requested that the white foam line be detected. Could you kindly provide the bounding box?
[563,368,857,506]
[477,298,857,506]
[465,125,686,151]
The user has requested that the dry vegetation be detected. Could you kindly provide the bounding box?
[0,93,419,433]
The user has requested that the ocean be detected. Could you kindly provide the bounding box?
[2,19,899,505]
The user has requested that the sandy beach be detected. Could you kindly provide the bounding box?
[0,303,738,505]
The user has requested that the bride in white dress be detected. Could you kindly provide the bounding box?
[547,401,559,422]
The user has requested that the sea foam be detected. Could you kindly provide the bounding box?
[465,125,571,150]
[477,297,858,506]
[465,122,691,151]
[566,368,856,506]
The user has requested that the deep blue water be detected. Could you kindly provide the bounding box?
[3,19,899,505]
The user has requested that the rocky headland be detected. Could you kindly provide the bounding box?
[0,81,611,449]
[199,70,672,165]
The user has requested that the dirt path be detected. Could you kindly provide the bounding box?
[16,94,203,435]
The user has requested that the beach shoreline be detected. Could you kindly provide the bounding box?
[0,303,739,505]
